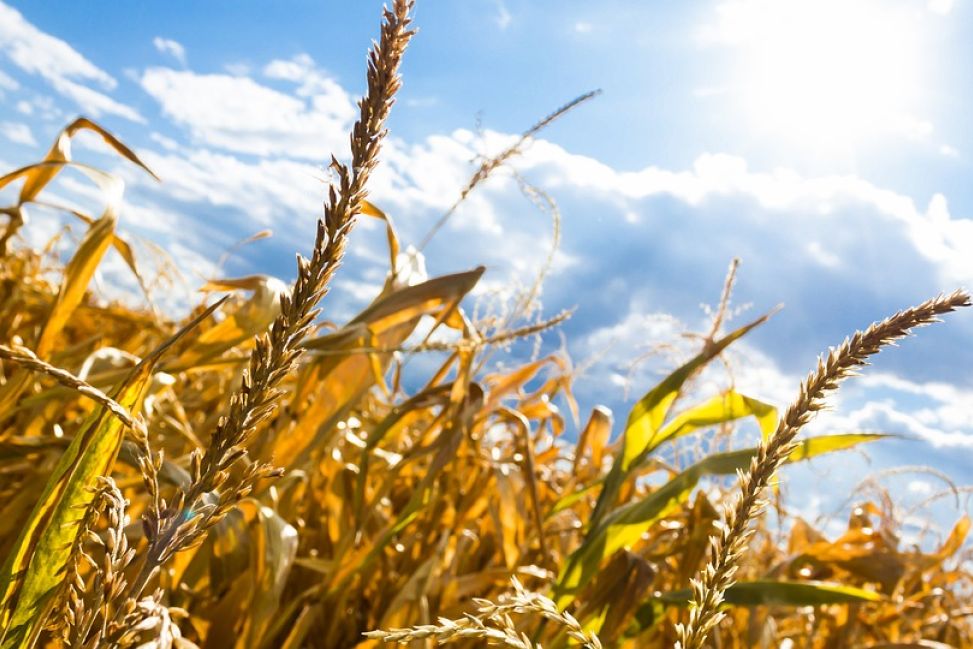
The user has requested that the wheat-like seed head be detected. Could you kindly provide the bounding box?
[121,0,417,612]
[676,289,972,649]
[50,477,136,647]
[366,577,602,648]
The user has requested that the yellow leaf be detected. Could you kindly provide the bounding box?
[0,211,116,416]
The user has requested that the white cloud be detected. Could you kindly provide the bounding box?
[224,62,251,77]
[149,132,180,151]
[374,130,488,213]
[0,121,36,146]
[15,95,60,121]
[0,2,114,87]
[574,21,593,33]
[153,36,187,66]
[336,278,384,302]
[509,144,973,284]
[859,373,973,433]
[51,77,145,123]
[907,479,934,495]
[833,400,973,448]
[793,370,973,449]
[262,54,353,104]
[134,147,325,227]
[494,0,512,29]
[928,0,955,14]
[119,96,973,336]
[805,241,841,269]
[0,1,142,122]
[123,58,973,349]
[262,55,311,82]
[0,68,18,91]
[140,63,355,159]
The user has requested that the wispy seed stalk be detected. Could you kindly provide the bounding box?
[416,89,600,253]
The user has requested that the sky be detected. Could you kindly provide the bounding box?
[2,0,972,535]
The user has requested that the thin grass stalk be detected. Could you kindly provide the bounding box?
[303,308,572,356]
[676,289,972,649]
[703,257,740,347]
[415,90,600,253]
[0,344,146,439]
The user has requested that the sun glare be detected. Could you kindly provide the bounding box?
[713,0,927,153]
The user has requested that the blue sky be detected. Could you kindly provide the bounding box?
[2,0,973,532]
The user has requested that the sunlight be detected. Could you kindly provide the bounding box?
[711,0,927,152]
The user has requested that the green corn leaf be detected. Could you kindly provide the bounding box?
[0,363,154,647]
[588,312,773,531]
[620,315,773,471]
[654,391,777,447]
[626,580,881,638]
[0,301,223,648]
[554,433,887,607]
[655,579,882,606]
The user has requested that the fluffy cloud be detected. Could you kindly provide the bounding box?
[0,69,18,92]
[153,37,186,66]
[132,147,325,228]
[494,0,512,29]
[0,121,35,146]
[927,0,956,14]
[50,77,144,123]
[0,2,114,87]
[498,142,973,288]
[3,6,971,459]
[0,1,143,122]
[139,58,356,160]
[262,53,346,99]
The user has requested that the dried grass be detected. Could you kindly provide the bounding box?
[0,3,971,649]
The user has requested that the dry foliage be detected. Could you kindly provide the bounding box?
[1,2,972,648]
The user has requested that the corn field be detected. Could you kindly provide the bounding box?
[1,2,972,648]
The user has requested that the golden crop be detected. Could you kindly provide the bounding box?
[0,2,971,648]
